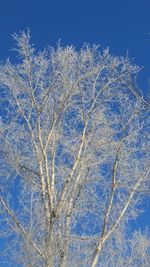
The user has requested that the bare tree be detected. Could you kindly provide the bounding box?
[0,31,150,267]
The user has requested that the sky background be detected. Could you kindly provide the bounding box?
[0,0,149,259]
[0,0,150,98]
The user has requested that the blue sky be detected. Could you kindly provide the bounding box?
[0,0,149,258]
[0,0,150,98]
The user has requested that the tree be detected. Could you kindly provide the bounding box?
[0,31,150,267]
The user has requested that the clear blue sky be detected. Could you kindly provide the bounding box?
[0,0,150,97]
[0,0,149,259]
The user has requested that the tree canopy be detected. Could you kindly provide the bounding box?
[0,31,150,267]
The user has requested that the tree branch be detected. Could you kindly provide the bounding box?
[0,196,46,260]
